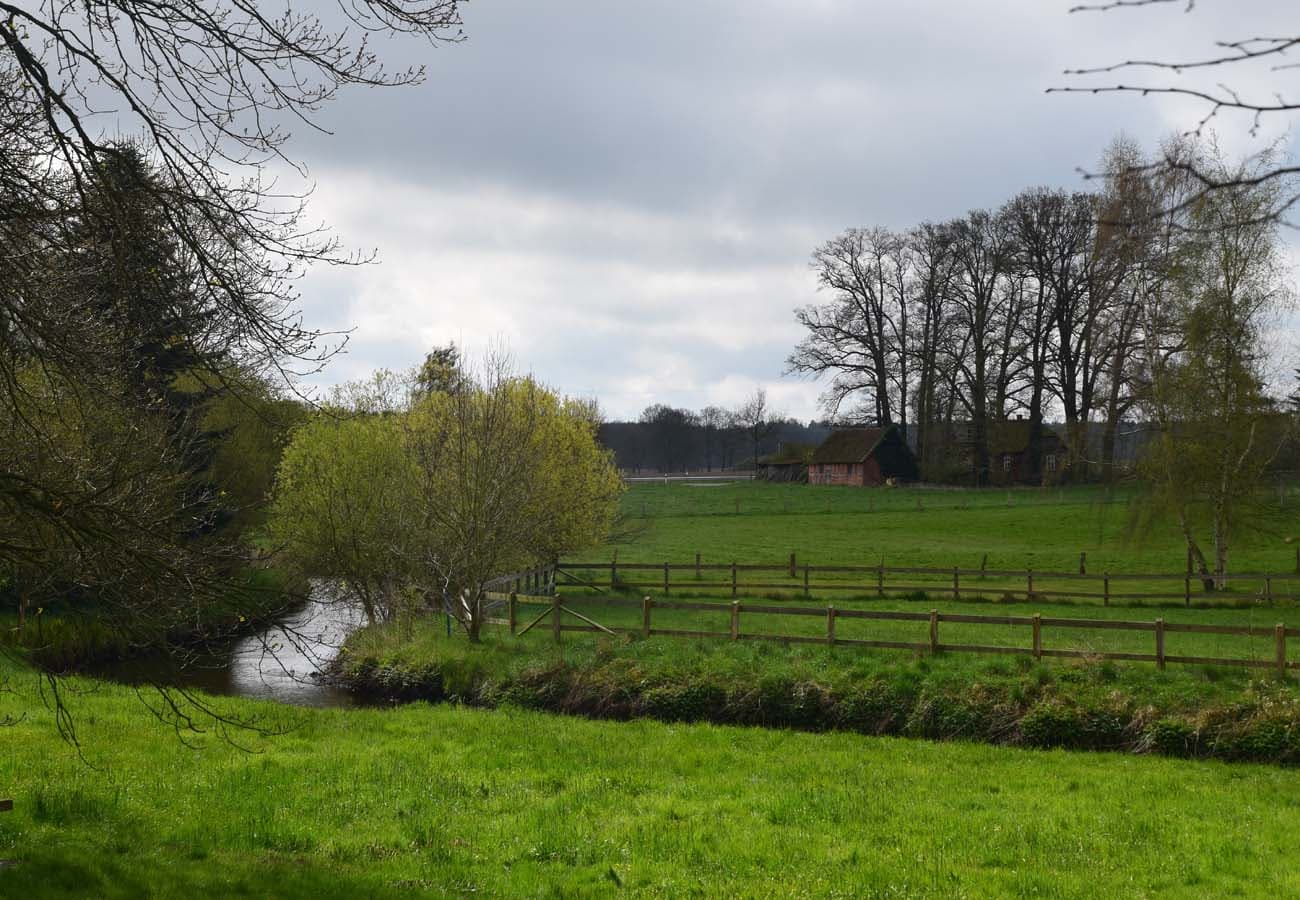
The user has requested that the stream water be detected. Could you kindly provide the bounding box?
[90,583,367,708]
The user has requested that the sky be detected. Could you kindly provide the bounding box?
[288,0,1300,421]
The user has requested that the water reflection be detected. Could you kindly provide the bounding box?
[91,583,366,708]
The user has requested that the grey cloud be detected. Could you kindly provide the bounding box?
[287,0,1300,419]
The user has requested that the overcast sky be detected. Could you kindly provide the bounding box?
[291,0,1300,421]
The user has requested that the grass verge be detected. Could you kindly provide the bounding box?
[338,610,1300,765]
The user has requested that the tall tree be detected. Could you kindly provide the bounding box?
[790,228,908,424]
[733,389,780,471]
[906,222,960,475]
[1137,148,1294,587]
[949,209,1015,484]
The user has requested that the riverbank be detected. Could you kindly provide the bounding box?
[1,566,305,672]
[337,615,1300,764]
[4,655,1300,897]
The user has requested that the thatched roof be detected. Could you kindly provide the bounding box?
[811,427,892,464]
[757,442,815,466]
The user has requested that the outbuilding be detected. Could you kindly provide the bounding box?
[808,426,918,486]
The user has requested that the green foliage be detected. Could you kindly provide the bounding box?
[268,363,623,632]
[1136,144,1295,582]
[268,411,419,624]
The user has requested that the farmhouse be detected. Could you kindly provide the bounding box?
[958,418,1069,485]
[808,425,918,486]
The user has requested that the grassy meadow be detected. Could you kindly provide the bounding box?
[336,480,1300,762]
[588,481,1300,577]
[8,480,1300,895]
[5,657,1300,898]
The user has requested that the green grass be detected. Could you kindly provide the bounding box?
[5,656,1300,897]
[592,482,1300,578]
[356,592,1300,678]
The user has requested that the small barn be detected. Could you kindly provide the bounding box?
[808,426,918,486]
[756,442,814,483]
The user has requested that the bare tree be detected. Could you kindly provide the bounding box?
[699,405,728,472]
[949,209,1016,484]
[790,228,909,425]
[733,389,781,471]
[906,222,960,475]
[1052,1,1300,223]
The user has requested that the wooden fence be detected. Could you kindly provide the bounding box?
[554,556,1300,607]
[483,591,1296,675]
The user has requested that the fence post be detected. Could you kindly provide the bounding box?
[1027,568,1034,599]
[1265,576,1273,606]
[1079,551,1086,575]
[695,552,701,580]
[928,609,939,654]
[509,592,518,635]
[1277,623,1287,677]
[611,558,617,590]
[953,566,960,601]
[1155,618,1165,670]
[552,594,562,644]
[1103,573,1110,608]
[1184,572,1191,607]
[980,553,988,579]
[827,605,836,646]
[789,552,796,578]
[877,564,884,598]
[731,561,738,598]
[663,562,670,596]
[730,601,740,641]
[1032,613,1042,660]
[734,498,740,515]
[642,596,652,638]
[803,565,810,597]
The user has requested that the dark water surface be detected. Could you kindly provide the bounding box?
[90,584,366,708]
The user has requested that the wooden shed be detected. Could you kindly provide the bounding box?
[756,442,815,483]
[808,426,918,486]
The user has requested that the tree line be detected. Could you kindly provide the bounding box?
[598,390,830,474]
[790,134,1298,583]
[788,136,1297,490]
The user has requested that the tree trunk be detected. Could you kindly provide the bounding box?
[1213,499,1229,590]
[1178,506,1217,592]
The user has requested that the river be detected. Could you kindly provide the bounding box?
[91,583,367,708]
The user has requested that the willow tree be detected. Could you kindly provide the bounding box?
[1137,147,1294,589]
[405,362,623,642]
[267,406,419,626]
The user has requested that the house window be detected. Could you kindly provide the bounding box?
[1002,455,1012,472]
[1045,454,1057,473]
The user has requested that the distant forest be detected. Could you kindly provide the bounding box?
[599,405,831,474]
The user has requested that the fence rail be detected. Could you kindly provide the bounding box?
[555,556,1300,607]
[483,591,1295,674]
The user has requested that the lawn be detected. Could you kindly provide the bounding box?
[4,657,1300,898]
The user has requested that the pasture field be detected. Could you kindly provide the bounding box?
[338,479,1300,762]
[4,656,1300,898]
[587,481,1300,579]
